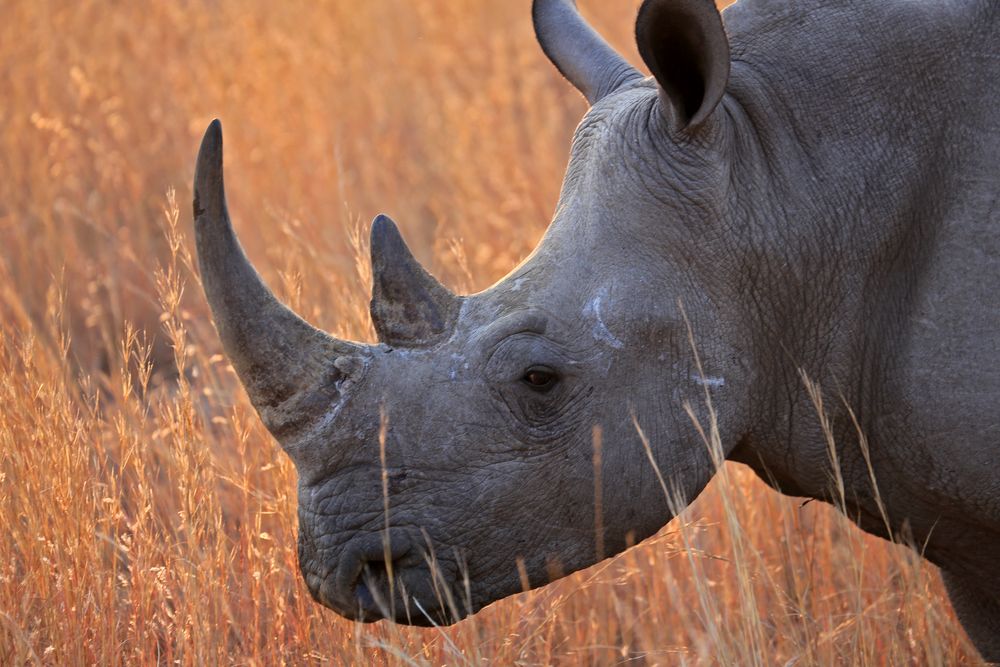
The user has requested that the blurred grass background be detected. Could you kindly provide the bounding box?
[0,0,981,664]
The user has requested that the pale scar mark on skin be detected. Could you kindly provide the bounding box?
[689,372,725,388]
[583,291,624,350]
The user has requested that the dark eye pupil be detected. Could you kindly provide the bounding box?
[527,371,548,385]
[524,369,554,388]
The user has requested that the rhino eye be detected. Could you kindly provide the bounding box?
[522,366,557,391]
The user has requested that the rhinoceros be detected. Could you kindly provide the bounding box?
[192,0,1000,658]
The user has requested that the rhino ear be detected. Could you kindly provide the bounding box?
[533,0,643,104]
[635,0,731,131]
[370,215,460,347]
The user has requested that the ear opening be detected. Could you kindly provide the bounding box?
[636,0,731,131]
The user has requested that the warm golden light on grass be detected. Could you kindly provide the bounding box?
[0,1,981,664]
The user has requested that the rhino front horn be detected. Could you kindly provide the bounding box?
[194,120,365,439]
[370,214,460,347]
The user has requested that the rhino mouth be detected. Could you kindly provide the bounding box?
[354,563,466,627]
[304,530,469,626]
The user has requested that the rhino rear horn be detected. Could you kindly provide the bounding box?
[636,0,731,130]
[370,215,460,347]
[194,120,365,439]
[533,0,643,104]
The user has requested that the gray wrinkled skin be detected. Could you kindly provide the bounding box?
[193,0,1000,658]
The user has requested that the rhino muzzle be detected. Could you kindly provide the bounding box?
[195,121,472,622]
[301,528,464,626]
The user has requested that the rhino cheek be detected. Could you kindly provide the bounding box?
[452,453,591,579]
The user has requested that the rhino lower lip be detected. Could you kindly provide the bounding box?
[350,575,459,627]
[355,579,377,611]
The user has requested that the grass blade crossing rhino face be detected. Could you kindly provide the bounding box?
[195,0,749,625]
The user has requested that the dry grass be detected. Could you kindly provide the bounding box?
[0,0,983,664]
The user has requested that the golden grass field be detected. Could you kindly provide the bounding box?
[0,0,984,664]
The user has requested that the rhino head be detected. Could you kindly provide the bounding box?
[195,0,753,624]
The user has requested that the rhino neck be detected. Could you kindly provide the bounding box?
[716,22,959,514]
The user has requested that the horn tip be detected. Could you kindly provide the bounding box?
[205,118,223,142]
[371,213,397,232]
[370,214,402,252]
[194,120,225,223]
[196,119,223,170]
